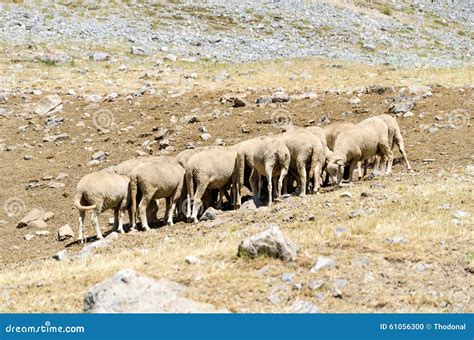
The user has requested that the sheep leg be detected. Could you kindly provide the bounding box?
[192,177,209,223]
[92,210,104,240]
[257,173,263,198]
[296,158,307,196]
[266,174,273,206]
[138,196,151,231]
[375,155,381,172]
[249,169,259,197]
[117,207,125,234]
[347,159,359,183]
[378,142,394,175]
[277,165,288,199]
[357,162,363,180]
[363,159,369,178]
[113,208,119,231]
[78,210,85,244]
[167,186,181,226]
[282,175,288,195]
[312,161,321,193]
[216,188,224,209]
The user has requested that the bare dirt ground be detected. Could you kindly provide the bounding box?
[0,78,472,312]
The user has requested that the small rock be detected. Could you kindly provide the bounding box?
[43,133,70,143]
[453,210,469,219]
[334,226,348,237]
[349,97,361,106]
[52,250,67,261]
[42,211,55,222]
[213,71,229,82]
[340,191,352,198]
[422,158,436,163]
[35,230,50,236]
[335,278,348,288]
[185,255,200,265]
[34,95,63,116]
[200,207,220,221]
[310,256,336,272]
[266,294,281,305]
[200,133,211,141]
[232,97,247,108]
[237,225,297,261]
[308,280,324,290]
[389,96,415,114]
[90,52,110,61]
[131,46,147,55]
[24,233,35,241]
[281,272,294,283]
[352,257,369,267]
[91,151,107,161]
[57,224,74,241]
[403,111,414,118]
[17,208,45,228]
[386,236,406,245]
[290,300,320,313]
[28,219,48,229]
[271,91,290,103]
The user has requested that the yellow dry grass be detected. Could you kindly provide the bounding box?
[1,175,472,313]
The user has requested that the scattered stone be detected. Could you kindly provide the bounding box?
[334,226,348,237]
[57,224,74,241]
[362,42,376,51]
[163,54,177,62]
[52,250,67,261]
[290,300,320,313]
[271,91,290,103]
[310,256,336,272]
[232,97,247,108]
[308,280,324,290]
[453,210,469,219]
[237,225,297,261]
[386,236,406,245]
[68,89,77,96]
[35,230,50,236]
[213,71,229,82]
[45,116,64,129]
[349,97,361,106]
[389,96,415,114]
[28,219,48,229]
[90,52,110,61]
[408,85,431,96]
[85,94,102,103]
[465,165,474,177]
[200,207,220,221]
[281,272,294,283]
[24,233,35,241]
[84,269,227,312]
[185,255,200,265]
[415,262,429,273]
[43,133,70,143]
[42,211,55,222]
[24,155,32,160]
[17,208,45,228]
[48,181,66,189]
[91,151,107,161]
[34,95,63,116]
[131,46,147,55]
[352,257,369,267]
[75,232,119,260]
[340,191,352,198]
[403,111,414,118]
[335,278,348,288]
[422,158,436,163]
[200,133,211,141]
[266,294,281,305]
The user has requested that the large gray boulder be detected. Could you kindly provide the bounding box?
[237,225,297,261]
[84,269,228,313]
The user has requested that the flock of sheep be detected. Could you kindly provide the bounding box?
[74,114,412,243]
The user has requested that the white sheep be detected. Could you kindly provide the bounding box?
[129,157,185,230]
[374,114,412,173]
[276,130,326,195]
[74,170,130,242]
[251,137,290,205]
[323,122,355,151]
[326,117,393,185]
[185,146,238,223]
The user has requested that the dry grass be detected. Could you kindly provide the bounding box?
[1,175,472,313]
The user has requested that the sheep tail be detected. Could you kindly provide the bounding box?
[74,191,96,210]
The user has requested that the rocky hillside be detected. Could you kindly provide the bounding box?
[0,0,472,66]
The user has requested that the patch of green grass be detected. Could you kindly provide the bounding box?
[381,5,392,16]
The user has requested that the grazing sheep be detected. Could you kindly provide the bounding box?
[276,130,326,195]
[74,170,130,243]
[374,114,412,173]
[251,137,290,205]
[129,157,185,230]
[185,146,238,223]
[326,117,393,185]
[176,147,211,168]
[108,157,162,225]
[233,136,267,206]
[323,122,355,151]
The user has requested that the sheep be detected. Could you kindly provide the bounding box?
[326,117,393,185]
[374,114,412,173]
[185,146,238,223]
[176,147,211,168]
[129,157,185,230]
[323,122,355,151]
[74,170,130,243]
[251,137,290,205]
[108,156,161,225]
[276,130,326,195]
[233,136,268,206]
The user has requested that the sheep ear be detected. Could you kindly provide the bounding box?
[336,159,344,166]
